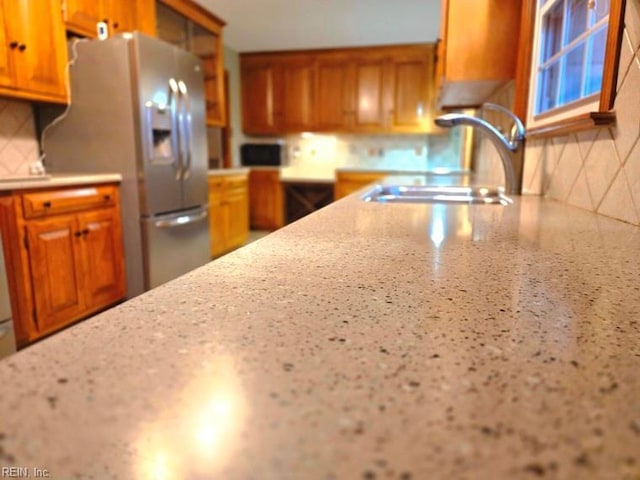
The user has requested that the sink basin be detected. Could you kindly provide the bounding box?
[361,185,513,205]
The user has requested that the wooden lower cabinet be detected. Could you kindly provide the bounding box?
[248,169,284,231]
[208,174,249,257]
[0,183,126,347]
[334,171,389,200]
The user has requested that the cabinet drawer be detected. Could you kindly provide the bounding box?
[22,186,117,219]
[208,177,225,190]
[225,177,247,192]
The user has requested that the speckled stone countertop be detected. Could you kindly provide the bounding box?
[0,193,639,479]
[0,173,122,191]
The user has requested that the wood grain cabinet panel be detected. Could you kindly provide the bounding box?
[352,56,387,132]
[248,170,283,231]
[26,216,86,333]
[208,174,249,257]
[0,0,16,89]
[240,44,438,135]
[280,58,315,132]
[241,59,282,135]
[0,184,126,347]
[80,209,126,308]
[388,45,437,132]
[1,0,68,103]
[63,0,103,37]
[315,55,353,131]
[63,0,139,37]
[437,0,522,108]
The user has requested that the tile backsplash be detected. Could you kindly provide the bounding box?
[0,99,40,178]
[522,2,640,226]
[475,3,640,227]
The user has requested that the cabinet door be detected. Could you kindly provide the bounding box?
[0,0,15,88]
[316,55,353,131]
[438,0,522,108]
[78,209,126,311]
[208,190,227,257]
[248,170,283,231]
[241,60,282,134]
[280,57,315,132]
[6,0,68,99]
[63,0,105,38]
[389,46,436,132]
[352,55,388,132]
[225,187,249,250]
[191,22,225,126]
[26,216,86,334]
[107,0,138,34]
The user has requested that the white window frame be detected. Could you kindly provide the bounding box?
[527,0,610,129]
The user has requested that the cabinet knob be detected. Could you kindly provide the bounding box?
[18,44,26,52]
[104,194,111,201]
[43,201,51,208]
[113,22,119,29]
[74,231,82,238]
[82,228,89,236]
[9,41,18,49]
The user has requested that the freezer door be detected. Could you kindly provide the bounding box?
[175,49,209,210]
[131,33,184,216]
[140,206,211,290]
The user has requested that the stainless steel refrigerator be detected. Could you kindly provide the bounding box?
[43,32,210,298]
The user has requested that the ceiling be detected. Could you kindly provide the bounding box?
[195,0,442,52]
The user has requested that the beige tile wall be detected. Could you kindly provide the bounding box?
[522,1,640,226]
[0,99,40,178]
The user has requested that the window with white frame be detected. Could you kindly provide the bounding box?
[528,0,610,126]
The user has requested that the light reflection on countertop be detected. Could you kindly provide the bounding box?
[134,355,246,479]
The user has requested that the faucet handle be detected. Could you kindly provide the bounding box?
[481,103,525,144]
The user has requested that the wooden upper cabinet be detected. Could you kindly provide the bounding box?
[63,0,139,37]
[315,54,352,131]
[63,0,103,37]
[352,54,388,132]
[241,57,283,134]
[106,0,138,34]
[240,44,438,135]
[0,0,15,89]
[437,0,522,108]
[388,45,437,133]
[156,0,227,126]
[280,56,315,132]
[1,0,68,103]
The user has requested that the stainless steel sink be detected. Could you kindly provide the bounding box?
[361,185,513,205]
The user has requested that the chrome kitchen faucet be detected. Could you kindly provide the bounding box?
[435,103,525,195]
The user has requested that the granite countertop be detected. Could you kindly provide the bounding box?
[0,173,122,192]
[0,192,639,479]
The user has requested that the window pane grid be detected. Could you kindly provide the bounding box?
[535,0,609,115]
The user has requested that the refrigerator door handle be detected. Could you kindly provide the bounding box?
[153,207,208,229]
[178,80,192,180]
[169,78,183,180]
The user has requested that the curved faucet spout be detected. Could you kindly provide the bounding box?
[434,105,525,195]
